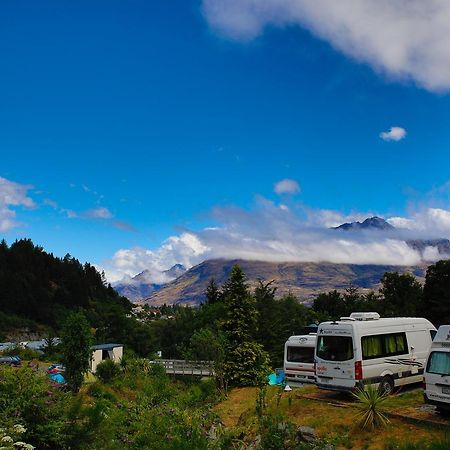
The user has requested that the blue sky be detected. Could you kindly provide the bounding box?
[2,1,450,281]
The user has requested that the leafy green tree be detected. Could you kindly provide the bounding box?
[185,328,225,362]
[422,260,450,326]
[61,312,93,392]
[221,266,270,386]
[313,290,345,319]
[379,272,423,317]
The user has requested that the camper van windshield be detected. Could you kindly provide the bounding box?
[427,351,450,376]
[317,336,354,361]
[287,346,315,363]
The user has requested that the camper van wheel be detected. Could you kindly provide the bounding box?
[437,406,450,416]
[378,376,394,395]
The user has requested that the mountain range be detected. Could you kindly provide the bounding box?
[141,259,426,306]
[114,217,450,305]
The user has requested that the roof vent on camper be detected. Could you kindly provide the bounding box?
[349,312,380,321]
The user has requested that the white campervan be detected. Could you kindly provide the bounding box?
[315,312,436,394]
[424,325,450,413]
[284,334,317,386]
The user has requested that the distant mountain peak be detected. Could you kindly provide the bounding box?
[113,263,187,302]
[334,216,395,231]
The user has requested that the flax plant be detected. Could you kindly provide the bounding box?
[352,384,390,429]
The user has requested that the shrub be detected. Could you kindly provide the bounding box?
[0,366,68,449]
[353,384,390,429]
[95,359,121,383]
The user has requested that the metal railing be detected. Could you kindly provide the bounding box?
[149,359,215,376]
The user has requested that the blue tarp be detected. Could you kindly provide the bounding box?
[50,373,66,384]
[268,371,285,386]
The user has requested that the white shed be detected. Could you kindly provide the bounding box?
[91,343,123,372]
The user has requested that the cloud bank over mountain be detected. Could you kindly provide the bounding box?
[202,0,450,92]
[102,196,450,283]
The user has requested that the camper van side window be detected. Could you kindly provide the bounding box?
[384,333,407,357]
[362,335,383,359]
[361,332,408,360]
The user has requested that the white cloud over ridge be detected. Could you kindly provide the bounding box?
[0,177,34,232]
[102,196,450,283]
[380,127,407,142]
[202,0,450,92]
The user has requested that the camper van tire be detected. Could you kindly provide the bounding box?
[378,376,394,395]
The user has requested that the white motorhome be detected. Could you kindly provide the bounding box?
[284,334,316,385]
[424,325,450,413]
[315,312,436,394]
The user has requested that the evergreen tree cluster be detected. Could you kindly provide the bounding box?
[0,239,130,327]
[0,239,155,356]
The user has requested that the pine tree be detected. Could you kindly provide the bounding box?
[221,266,270,386]
[205,278,221,305]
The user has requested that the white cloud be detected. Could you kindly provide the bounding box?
[103,233,210,283]
[380,126,407,142]
[84,207,113,220]
[274,178,300,195]
[102,198,450,282]
[307,209,370,228]
[202,0,450,92]
[0,177,34,232]
[387,208,450,236]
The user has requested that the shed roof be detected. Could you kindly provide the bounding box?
[92,343,123,351]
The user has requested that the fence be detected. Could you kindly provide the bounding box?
[150,359,215,376]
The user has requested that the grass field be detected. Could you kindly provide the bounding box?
[214,384,450,449]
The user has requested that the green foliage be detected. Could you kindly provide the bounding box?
[0,366,69,449]
[387,439,450,450]
[423,260,450,325]
[95,359,121,383]
[258,412,296,450]
[0,345,42,360]
[223,341,271,387]
[183,327,225,362]
[221,266,258,346]
[63,360,222,449]
[352,384,390,429]
[61,311,93,392]
[379,272,423,317]
[313,271,425,320]
[205,278,222,305]
[0,239,132,330]
[0,423,34,450]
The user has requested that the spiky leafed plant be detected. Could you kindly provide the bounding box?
[352,384,390,429]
